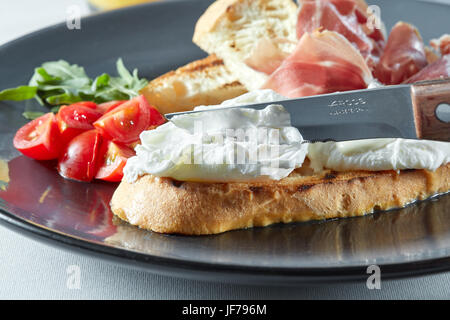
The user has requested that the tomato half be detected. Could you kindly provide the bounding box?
[57,130,102,182]
[93,95,165,144]
[56,103,103,145]
[13,112,62,160]
[95,141,135,182]
[71,101,98,109]
[96,100,127,114]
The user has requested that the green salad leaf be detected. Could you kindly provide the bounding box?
[0,58,148,118]
[0,86,37,101]
[22,111,45,120]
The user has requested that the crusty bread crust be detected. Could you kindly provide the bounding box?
[193,0,238,43]
[111,163,450,235]
[140,54,246,114]
[193,0,298,91]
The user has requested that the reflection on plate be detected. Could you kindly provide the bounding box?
[106,194,450,267]
[1,155,449,270]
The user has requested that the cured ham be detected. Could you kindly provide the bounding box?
[425,47,440,64]
[405,55,450,84]
[242,0,449,96]
[431,34,450,56]
[374,22,427,85]
[296,0,385,69]
[263,30,372,98]
[244,38,292,75]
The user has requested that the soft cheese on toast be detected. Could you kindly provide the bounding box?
[111,92,450,235]
[110,1,450,236]
[111,162,450,235]
[140,54,247,114]
[193,0,298,91]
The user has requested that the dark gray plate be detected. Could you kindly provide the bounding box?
[1,0,450,285]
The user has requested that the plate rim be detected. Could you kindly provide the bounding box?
[1,0,450,284]
[2,204,450,284]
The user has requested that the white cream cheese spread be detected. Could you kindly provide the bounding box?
[308,138,450,172]
[124,91,307,182]
[124,90,450,183]
[193,89,288,110]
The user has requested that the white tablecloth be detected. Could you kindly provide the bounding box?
[1,0,450,300]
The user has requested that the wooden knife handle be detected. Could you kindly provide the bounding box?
[411,79,450,141]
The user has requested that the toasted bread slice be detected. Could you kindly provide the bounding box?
[193,0,298,91]
[140,54,247,114]
[111,162,450,235]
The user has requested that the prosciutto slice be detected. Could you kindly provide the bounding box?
[425,46,440,64]
[263,30,373,98]
[296,0,385,69]
[431,34,450,56]
[374,22,427,85]
[244,38,292,75]
[405,55,450,83]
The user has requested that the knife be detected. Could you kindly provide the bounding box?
[165,79,450,142]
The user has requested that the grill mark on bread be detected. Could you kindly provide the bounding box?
[325,172,337,180]
[177,55,225,73]
[171,180,184,188]
[221,80,243,88]
[249,186,263,193]
[192,0,299,91]
[150,55,225,82]
[140,54,247,114]
[298,184,313,192]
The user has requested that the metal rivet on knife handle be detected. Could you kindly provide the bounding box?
[436,103,450,123]
[411,79,450,142]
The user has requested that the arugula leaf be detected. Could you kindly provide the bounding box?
[92,73,110,91]
[116,58,134,84]
[0,59,148,118]
[22,111,45,120]
[46,93,83,105]
[50,106,61,113]
[0,86,37,101]
[28,61,93,106]
[33,67,62,84]
[91,60,148,102]
[29,60,89,86]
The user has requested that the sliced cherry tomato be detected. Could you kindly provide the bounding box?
[56,103,103,145]
[93,95,165,144]
[95,141,135,182]
[13,113,62,160]
[71,101,98,109]
[57,130,102,182]
[96,100,127,114]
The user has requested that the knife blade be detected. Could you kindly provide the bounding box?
[164,79,450,142]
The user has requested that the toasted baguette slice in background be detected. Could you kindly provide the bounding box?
[193,0,298,91]
[140,54,247,114]
[111,163,450,235]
